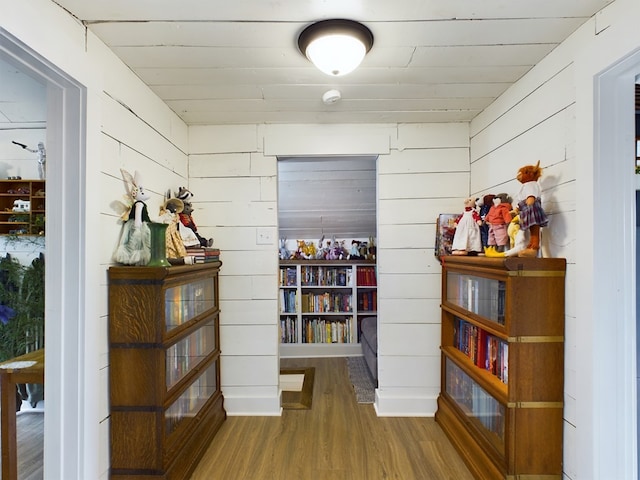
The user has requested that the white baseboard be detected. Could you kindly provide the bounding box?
[223,392,282,416]
[373,389,437,417]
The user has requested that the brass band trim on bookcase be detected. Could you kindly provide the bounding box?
[506,270,565,277]
[507,401,563,409]
[507,336,564,343]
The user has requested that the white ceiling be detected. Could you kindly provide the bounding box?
[47,0,613,125]
[0,1,615,240]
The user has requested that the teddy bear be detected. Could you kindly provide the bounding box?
[451,197,483,255]
[485,193,513,252]
[512,160,548,257]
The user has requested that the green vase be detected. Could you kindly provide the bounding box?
[147,222,171,267]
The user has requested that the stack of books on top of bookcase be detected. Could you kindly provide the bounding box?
[187,247,220,263]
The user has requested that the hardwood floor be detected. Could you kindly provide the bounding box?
[10,409,43,480]
[191,357,473,480]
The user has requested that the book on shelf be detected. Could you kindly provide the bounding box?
[280,267,297,286]
[186,247,220,263]
[302,316,354,344]
[435,213,458,258]
[280,316,297,343]
[453,317,508,384]
[357,266,377,286]
[300,291,352,313]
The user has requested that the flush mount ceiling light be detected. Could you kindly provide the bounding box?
[298,19,374,77]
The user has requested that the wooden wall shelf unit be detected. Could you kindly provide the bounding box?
[279,259,377,357]
[435,256,566,480]
[108,262,225,480]
[0,179,45,235]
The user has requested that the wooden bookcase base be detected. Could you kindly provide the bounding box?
[435,396,505,480]
[111,394,226,480]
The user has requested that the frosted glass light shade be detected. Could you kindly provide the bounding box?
[298,20,373,77]
[306,34,366,76]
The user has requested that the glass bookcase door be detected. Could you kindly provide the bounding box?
[446,272,506,325]
[165,277,216,331]
[165,319,217,390]
[164,360,218,437]
[444,357,505,453]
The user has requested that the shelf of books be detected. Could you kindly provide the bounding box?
[279,260,376,357]
[435,256,566,480]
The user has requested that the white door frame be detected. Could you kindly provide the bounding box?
[0,28,87,479]
[578,47,640,478]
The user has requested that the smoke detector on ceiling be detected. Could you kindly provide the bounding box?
[322,89,342,105]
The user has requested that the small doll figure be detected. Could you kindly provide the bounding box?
[175,187,213,248]
[484,214,529,258]
[513,161,548,257]
[485,193,513,252]
[348,240,361,259]
[451,197,482,255]
[478,194,495,249]
[158,197,195,264]
[114,169,152,266]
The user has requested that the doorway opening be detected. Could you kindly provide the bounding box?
[0,27,87,479]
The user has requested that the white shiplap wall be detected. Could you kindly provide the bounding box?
[188,122,469,416]
[189,126,281,414]
[376,123,469,415]
[5,0,640,478]
[469,0,640,477]
[4,2,192,478]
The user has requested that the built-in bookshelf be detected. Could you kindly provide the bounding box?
[435,256,566,480]
[279,260,377,357]
[0,179,45,235]
[108,262,225,479]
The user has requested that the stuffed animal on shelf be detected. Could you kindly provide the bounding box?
[175,187,213,248]
[485,193,513,252]
[451,197,483,255]
[348,240,362,259]
[484,214,528,258]
[513,160,548,257]
[279,238,290,260]
[113,169,152,266]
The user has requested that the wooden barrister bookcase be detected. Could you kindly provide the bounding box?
[435,256,566,480]
[108,262,225,479]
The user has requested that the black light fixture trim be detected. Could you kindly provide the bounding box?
[297,19,374,58]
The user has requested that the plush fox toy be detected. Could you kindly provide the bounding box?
[513,161,548,257]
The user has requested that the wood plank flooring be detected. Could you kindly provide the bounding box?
[9,410,43,480]
[190,357,473,480]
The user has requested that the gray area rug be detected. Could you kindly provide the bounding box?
[347,356,376,404]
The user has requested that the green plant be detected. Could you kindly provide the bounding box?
[0,254,44,361]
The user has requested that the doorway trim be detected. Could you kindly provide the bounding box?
[579,47,640,478]
[0,28,87,479]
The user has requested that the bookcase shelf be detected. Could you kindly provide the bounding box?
[279,259,376,357]
[435,256,566,480]
[0,179,45,235]
[108,262,225,479]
